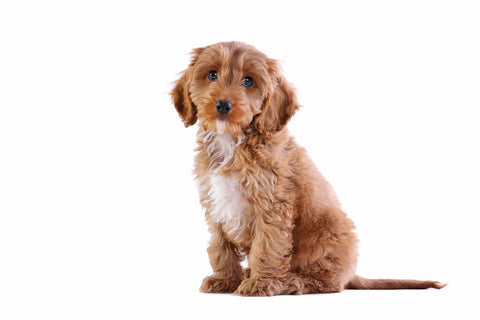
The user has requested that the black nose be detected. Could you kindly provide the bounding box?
[216,100,232,115]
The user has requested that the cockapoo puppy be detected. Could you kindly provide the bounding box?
[171,41,445,296]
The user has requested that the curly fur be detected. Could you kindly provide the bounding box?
[171,41,446,296]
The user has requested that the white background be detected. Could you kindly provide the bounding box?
[1,0,479,319]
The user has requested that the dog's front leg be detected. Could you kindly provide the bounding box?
[200,223,243,293]
[235,204,296,296]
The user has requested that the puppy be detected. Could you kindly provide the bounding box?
[171,41,445,296]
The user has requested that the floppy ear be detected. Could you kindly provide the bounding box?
[255,59,300,134]
[170,47,205,127]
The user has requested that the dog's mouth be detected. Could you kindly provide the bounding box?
[215,118,228,134]
[198,102,252,136]
[204,116,245,136]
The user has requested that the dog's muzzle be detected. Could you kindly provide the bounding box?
[216,100,232,115]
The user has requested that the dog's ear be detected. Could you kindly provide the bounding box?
[255,59,300,134]
[170,47,205,127]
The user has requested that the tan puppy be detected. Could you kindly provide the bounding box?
[171,41,445,296]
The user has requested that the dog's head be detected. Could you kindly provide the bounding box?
[171,42,299,136]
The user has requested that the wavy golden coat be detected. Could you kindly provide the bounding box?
[171,41,445,296]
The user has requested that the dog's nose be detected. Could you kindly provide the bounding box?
[216,100,232,115]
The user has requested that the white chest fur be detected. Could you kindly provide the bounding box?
[208,174,250,230]
[200,132,251,237]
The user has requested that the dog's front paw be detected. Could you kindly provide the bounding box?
[200,275,242,293]
[234,276,284,296]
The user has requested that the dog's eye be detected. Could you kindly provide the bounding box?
[242,76,253,88]
[207,70,217,81]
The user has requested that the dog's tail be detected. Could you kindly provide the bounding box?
[346,275,447,290]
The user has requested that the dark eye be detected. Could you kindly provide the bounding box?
[207,70,217,81]
[242,76,253,88]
